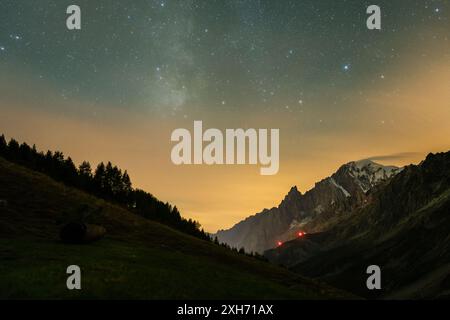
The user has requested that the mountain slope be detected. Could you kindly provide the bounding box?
[265,152,450,299]
[0,156,350,299]
[215,160,400,253]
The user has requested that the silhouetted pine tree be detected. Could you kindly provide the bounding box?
[79,161,92,177]
[94,162,106,193]
[7,139,19,160]
[0,135,6,155]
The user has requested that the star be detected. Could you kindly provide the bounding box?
[10,34,22,40]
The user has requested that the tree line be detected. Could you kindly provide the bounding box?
[0,134,209,241]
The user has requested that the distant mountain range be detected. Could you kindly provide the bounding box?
[215,159,401,253]
[265,151,450,299]
[215,151,450,299]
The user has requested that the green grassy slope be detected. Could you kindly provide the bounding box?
[0,157,351,299]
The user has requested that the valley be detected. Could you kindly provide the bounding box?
[0,156,349,299]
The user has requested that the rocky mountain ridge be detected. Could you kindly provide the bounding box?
[215,159,401,253]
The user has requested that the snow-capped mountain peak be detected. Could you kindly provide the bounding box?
[345,159,401,193]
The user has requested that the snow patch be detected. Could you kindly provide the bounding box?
[314,204,325,214]
[330,178,351,197]
[289,218,310,229]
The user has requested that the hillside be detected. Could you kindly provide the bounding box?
[215,160,400,253]
[265,152,450,299]
[0,156,351,299]
[0,135,208,241]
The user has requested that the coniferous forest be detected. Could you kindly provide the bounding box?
[0,134,210,241]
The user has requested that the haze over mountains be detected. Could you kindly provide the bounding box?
[215,159,402,253]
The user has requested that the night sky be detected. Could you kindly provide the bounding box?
[1,1,449,231]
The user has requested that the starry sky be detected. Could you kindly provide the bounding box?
[1,0,449,232]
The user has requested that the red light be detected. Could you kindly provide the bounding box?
[298,232,304,237]
[277,241,283,246]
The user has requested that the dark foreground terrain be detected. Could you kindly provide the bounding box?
[0,156,351,299]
